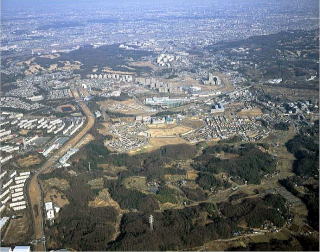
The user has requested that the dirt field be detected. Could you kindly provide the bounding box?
[44,188,69,208]
[97,122,111,136]
[98,163,128,175]
[122,176,149,192]
[212,72,235,92]
[57,60,81,71]
[130,137,188,154]
[147,124,193,137]
[180,118,204,129]
[87,178,104,190]
[129,60,158,70]
[48,64,58,71]
[24,63,46,75]
[215,152,240,160]
[160,202,178,210]
[19,129,29,135]
[97,99,152,115]
[164,174,186,182]
[149,137,188,147]
[186,170,198,180]
[41,178,70,191]
[17,154,42,168]
[88,188,121,210]
[237,107,263,117]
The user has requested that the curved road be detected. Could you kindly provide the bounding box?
[28,101,95,251]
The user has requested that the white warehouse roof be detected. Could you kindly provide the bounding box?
[45,201,53,211]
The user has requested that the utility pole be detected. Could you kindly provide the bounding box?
[149,214,154,231]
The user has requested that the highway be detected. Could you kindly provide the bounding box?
[27,99,95,251]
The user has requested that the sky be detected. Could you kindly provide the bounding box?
[1,0,318,19]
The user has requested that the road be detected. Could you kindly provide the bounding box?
[27,100,95,251]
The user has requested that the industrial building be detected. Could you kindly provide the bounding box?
[0,246,31,252]
[44,201,60,222]
[59,148,79,167]
[145,97,188,107]
[211,103,225,113]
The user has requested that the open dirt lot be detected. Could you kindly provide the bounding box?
[211,72,235,92]
[164,174,186,182]
[98,163,128,175]
[215,152,240,160]
[58,60,81,71]
[88,188,121,210]
[128,60,158,70]
[24,64,46,75]
[98,99,152,115]
[41,177,70,192]
[130,137,189,154]
[17,154,42,168]
[147,124,193,137]
[180,118,204,129]
[122,176,149,192]
[97,122,111,136]
[186,170,199,180]
[87,178,104,190]
[19,129,29,135]
[237,107,263,117]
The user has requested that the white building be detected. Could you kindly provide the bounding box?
[45,201,53,211]
[45,201,55,220]
[0,217,10,231]
[47,209,55,220]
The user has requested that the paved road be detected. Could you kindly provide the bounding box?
[27,101,95,251]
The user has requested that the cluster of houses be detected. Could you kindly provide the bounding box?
[182,115,268,143]
[0,111,85,162]
[105,122,149,152]
[0,170,30,214]
[0,97,44,111]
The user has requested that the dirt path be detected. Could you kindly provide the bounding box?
[27,99,95,251]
